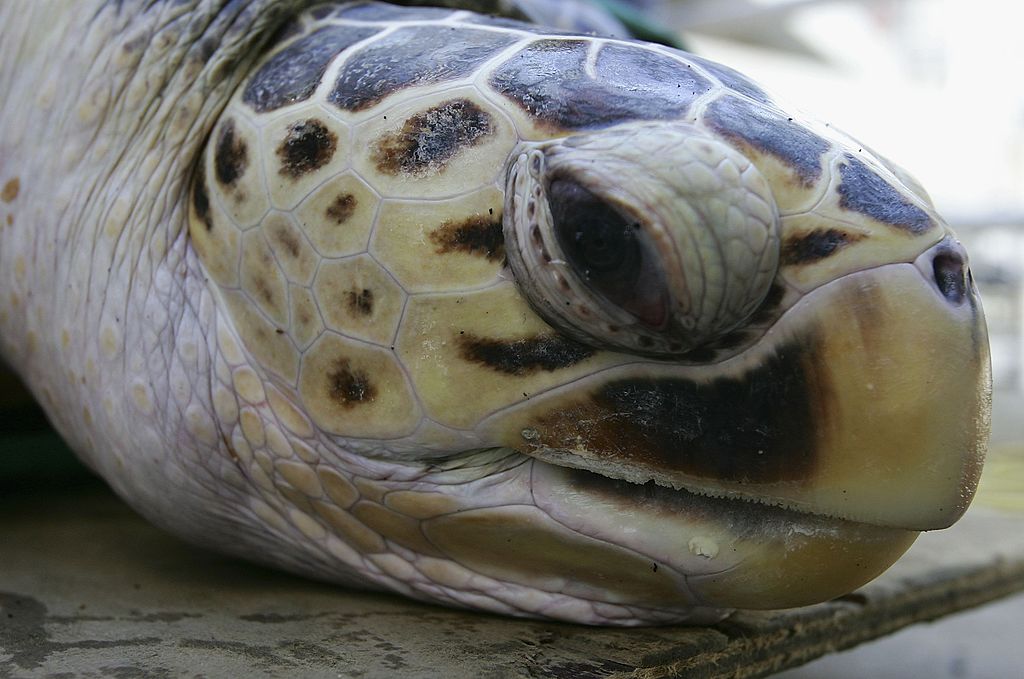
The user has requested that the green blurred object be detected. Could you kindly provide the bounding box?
[0,365,93,488]
[590,0,687,49]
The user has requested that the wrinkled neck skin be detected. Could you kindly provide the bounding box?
[0,0,300,539]
[1,0,702,625]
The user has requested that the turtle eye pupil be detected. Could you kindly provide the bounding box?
[551,179,638,283]
[550,179,664,326]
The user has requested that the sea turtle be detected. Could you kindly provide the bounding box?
[0,0,991,626]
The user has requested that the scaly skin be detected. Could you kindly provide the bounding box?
[0,1,989,626]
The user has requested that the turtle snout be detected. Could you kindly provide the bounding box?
[921,239,973,306]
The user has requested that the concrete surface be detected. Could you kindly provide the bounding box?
[2,465,1023,678]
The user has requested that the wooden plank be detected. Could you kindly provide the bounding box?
[1,442,1022,679]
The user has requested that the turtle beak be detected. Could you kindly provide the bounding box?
[485,237,992,532]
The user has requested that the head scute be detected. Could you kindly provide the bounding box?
[504,122,781,357]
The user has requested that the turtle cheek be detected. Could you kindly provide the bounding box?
[482,255,990,532]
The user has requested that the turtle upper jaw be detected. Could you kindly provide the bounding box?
[482,240,992,532]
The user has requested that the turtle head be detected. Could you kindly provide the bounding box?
[486,119,991,606]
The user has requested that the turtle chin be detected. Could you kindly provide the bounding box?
[531,461,919,610]
[482,238,991,533]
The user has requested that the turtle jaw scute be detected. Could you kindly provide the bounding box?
[483,245,991,534]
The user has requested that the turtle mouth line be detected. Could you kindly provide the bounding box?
[528,443,848,524]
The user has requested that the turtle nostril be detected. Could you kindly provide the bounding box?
[932,251,968,304]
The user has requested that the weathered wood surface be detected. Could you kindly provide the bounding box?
[1,437,1022,679]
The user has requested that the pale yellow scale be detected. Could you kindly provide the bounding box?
[189,72,568,447]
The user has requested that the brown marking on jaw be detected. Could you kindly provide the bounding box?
[327,358,375,408]
[781,228,866,266]
[1,178,19,203]
[373,99,494,177]
[429,214,504,262]
[459,333,595,377]
[529,333,831,484]
[214,118,248,187]
[192,164,213,231]
[346,288,374,316]
[326,193,357,224]
[277,119,337,179]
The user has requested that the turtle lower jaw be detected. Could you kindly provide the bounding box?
[483,245,992,532]
[531,459,918,610]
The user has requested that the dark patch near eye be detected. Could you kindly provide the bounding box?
[749,282,788,325]
[490,41,712,130]
[277,119,337,178]
[335,2,455,21]
[192,164,212,231]
[932,249,968,305]
[429,214,505,261]
[326,193,357,224]
[688,55,772,104]
[704,95,831,185]
[704,329,756,353]
[327,358,375,407]
[329,26,518,112]
[536,336,826,484]
[243,25,381,113]
[781,228,865,266]
[347,288,374,316]
[214,119,247,187]
[459,333,595,376]
[837,154,933,234]
[373,99,494,176]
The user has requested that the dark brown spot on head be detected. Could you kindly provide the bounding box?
[781,228,866,266]
[346,288,374,316]
[373,99,494,176]
[459,333,595,376]
[277,119,337,179]
[2,178,20,203]
[837,154,934,233]
[533,335,828,485]
[192,164,212,231]
[6,214,12,227]
[214,119,248,187]
[327,358,375,408]
[326,193,357,224]
[429,214,505,261]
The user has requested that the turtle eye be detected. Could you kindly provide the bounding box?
[549,179,667,328]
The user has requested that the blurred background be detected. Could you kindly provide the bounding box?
[649,0,1024,676]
